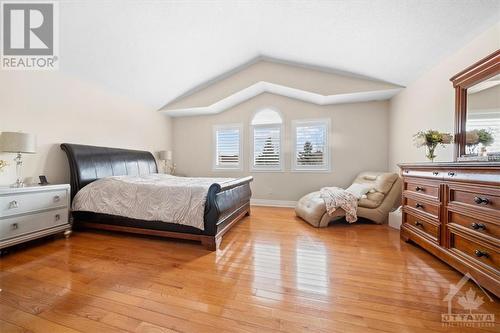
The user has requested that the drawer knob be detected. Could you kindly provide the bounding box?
[415,203,424,209]
[11,223,18,230]
[53,195,61,202]
[432,171,439,176]
[55,214,61,221]
[9,200,18,209]
[474,249,489,258]
[471,222,486,230]
[473,196,490,205]
[414,221,423,227]
[415,186,425,192]
[448,172,455,177]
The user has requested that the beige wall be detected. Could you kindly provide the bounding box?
[163,59,400,111]
[388,22,500,170]
[173,93,389,201]
[0,71,172,186]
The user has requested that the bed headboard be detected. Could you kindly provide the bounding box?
[60,143,158,198]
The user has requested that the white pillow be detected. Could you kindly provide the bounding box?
[346,183,372,199]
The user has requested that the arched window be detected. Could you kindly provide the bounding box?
[251,109,283,171]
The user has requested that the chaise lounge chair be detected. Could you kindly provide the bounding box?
[295,171,402,227]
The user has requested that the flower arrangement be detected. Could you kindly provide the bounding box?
[0,160,7,173]
[465,129,494,155]
[413,130,453,162]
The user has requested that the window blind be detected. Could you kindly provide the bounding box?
[293,120,329,170]
[253,126,281,169]
[467,114,500,153]
[215,127,241,168]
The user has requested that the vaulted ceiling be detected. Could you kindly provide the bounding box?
[57,0,500,110]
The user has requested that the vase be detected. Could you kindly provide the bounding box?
[426,143,438,162]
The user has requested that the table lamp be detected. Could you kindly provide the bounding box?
[0,132,37,187]
[158,150,175,174]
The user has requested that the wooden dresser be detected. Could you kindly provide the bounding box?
[399,162,499,296]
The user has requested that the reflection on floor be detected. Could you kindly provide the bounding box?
[0,206,498,332]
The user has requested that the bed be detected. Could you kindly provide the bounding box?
[60,143,253,250]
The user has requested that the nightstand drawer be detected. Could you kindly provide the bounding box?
[0,208,68,241]
[0,189,68,218]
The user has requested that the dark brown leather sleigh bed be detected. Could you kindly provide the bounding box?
[60,143,252,250]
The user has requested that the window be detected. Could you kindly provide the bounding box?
[292,119,330,171]
[213,124,242,170]
[251,109,283,171]
[467,112,500,153]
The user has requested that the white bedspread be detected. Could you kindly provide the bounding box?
[72,174,234,230]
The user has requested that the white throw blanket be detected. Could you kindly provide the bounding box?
[320,187,358,223]
[72,174,234,230]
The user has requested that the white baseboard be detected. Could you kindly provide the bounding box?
[250,199,297,208]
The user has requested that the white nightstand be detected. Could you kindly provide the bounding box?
[0,184,71,254]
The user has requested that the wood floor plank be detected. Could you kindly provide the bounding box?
[1,206,498,333]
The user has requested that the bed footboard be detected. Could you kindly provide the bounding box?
[203,176,253,249]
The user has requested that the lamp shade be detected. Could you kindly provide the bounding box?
[158,150,172,161]
[0,132,36,153]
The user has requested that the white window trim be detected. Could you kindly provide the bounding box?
[291,118,331,172]
[250,123,284,172]
[212,123,243,171]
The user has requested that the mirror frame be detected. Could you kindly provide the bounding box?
[450,50,500,160]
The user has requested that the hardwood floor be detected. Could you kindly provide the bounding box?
[0,206,498,333]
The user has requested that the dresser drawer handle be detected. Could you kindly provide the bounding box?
[473,196,490,205]
[415,203,424,209]
[474,249,489,258]
[415,186,425,192]
[9,200,18,209]
[53,195,61,202]
[55,214,61,221]
[414,221,423,227]
[471,222,486,230]
[448,172,455,177]
[11,223,18,230]
[432,171,439,176]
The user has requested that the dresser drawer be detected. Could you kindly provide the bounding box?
[448,211,499,240]
[403,211,439,242]
[404,197,440,220]
[448,184,500,217]
[450,232,499,273]
[0,208,68,241]
[0,189,68,218]
[404,178,440,200]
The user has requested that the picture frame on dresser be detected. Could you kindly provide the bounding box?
[0,184,72,255]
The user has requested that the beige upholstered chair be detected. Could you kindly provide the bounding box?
[295,172,402,227]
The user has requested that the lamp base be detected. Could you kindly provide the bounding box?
[10,178,25,188]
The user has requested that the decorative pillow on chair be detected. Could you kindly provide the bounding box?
[345,183,372,199]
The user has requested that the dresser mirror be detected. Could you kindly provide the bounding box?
[451,50,500,160]
[466,74,500,156]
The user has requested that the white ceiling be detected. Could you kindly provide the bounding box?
[59,0,500,110]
